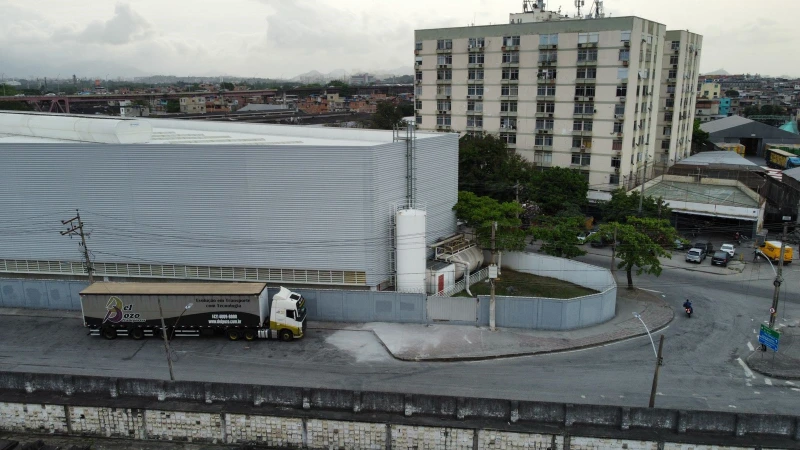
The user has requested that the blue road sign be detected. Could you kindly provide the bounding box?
[759,324,780,352]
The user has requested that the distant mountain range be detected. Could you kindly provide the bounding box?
[703,69,730,76]
[290,66,414,82]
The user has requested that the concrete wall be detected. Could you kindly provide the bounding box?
[0,371,797,449]
[476,252,616,330]
[0,278,87,310]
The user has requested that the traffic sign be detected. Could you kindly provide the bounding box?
[770,307,776,314]
[758,324,780,352]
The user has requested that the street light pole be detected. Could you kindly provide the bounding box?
[157,297,175,381]
[633,312,664,408]
[769,223,788,330]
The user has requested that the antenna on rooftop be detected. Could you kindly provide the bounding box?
[589,0,605,18]
[574,0,585,18]
[523,0,545,12]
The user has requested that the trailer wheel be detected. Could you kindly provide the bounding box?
[243,329,257,341]
[130,328,145,340]
[279,329,293,342]
[226,328,241,341]
[101,327,117,340]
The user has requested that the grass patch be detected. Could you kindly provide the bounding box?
[457,269,597,299]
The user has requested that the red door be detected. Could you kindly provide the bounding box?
[438,274,444,293]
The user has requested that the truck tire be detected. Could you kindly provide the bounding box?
[226,328,241,341]
[279,329,293,342]
[130,328,145,340]
[101,327,117,340]
[243,329,257,341]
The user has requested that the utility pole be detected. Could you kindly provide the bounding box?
[649,334,665,408]
[768,223,788,330]
[490,221,497,332]
[610,225,618,272]
[61,209,94,284]
[638,159,648,215]
[158,298,176,381]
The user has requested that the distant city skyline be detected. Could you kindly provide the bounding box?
[1,0,797,79]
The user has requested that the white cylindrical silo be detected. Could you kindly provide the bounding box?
[396,209,427,293]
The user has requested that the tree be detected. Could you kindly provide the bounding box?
[327,80,353,97]
[692,119,709,146]
[524,167,588,216]
[453,191,526,252]
[725,89,739,98]
[601,189,671,224]
[743,105,760,117]
[593,217,677,289]
[166,99,181,113]
[219,82,235,91]
[530,216,586,259]
[370,101,405,130]
[458,133,532,202]
[0,85,33,111]
[760,104,786,116]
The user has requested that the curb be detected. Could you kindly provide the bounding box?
[744,351,800,381]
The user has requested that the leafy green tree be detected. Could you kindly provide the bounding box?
[601,189,671,224]
[453,191,526,252]
[760,104,786,116]
[692,119,709,146]
[458,134,532,202]
[530,216,586,259]
[724,89,739,98]
[166,99,181,113]
[370,101,406,129]
[593,217,677,289]
[524,167,588,216]
[0,85,33,111]
[327,80,353,97]
[743,105,759,117]
[220,82,235,91]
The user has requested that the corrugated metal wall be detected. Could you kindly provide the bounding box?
[0,135,457,288]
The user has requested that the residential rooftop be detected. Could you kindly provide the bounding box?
[674,151,761,168]
[643,180,758,208]
[0,111,437,146]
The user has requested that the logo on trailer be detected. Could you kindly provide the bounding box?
[103,296,124,324]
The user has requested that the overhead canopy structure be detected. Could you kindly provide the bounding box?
[700,116,800,156]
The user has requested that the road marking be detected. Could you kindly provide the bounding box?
[639,288,663,293]
[765,378,772,386]
[786,381,796,386]
[581,395,586,399]
[656,392,663,396]
[747,342,754,352]
[463,336,472,344]
[754,391,761,394]
[736,357,754,378]
[753,329,757,334]
[728,405,737,408]
[792,388,800,392]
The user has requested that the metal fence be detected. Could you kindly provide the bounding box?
[432,266,489,297]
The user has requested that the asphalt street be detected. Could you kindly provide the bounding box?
[1,250,799,415]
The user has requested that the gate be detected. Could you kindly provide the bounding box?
[426,296,477,323]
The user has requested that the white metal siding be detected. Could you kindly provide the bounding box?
[427,296,477,322]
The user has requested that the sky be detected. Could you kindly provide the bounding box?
[0,0,796,80]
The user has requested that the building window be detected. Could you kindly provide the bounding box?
[437,85,452,96]
[663,126,672,135]
[571,153,591,165]
[619,49,630,61]
[611,156,621,168]
[617,68,628,79]
[613,122,623,133]
[539,33,558,45]
[572,137,591,149]
[578,32,600,43]
[502,68,520,80]
[621,30,632,42]
[668,69,677,79]
[661,140,671,149]
[534,151,553,164]
[669,55,679,65]
[578,49,598,61]
[500,133,517,144]
[614,104,625,115]
[416,71,422,81]
[503,35,521,46]
[535,135,553,146]
[415,41,423,51]
[612,140,623,150]
[576,68,597,79]
[467,100,483,112]
[616,85,627,96]
[537,85,556,96]
[436,100,451,111]
[500,117,517,129]
[468,53,485,64]
[538,69,556,80]
[535,119,554,130]
[468,37,485,48]
[436,115,451,126]
[437,69,452,80]
[503,52,520,63]
[665,112,673,121]
[671,41,680,50]
[573,120,593,131]
[415,115,422,125]
[467,115,483,127]
[574,103,594,114]
[575,85,595,97]
[500,101,518,112]
[666,85,676,94]
[666,98,675,107]
[501,85,518,96]
[415,86,422,96]
[468,85,484,96]
[437,54,452,65]
[539,50,557,62]
[436,39,452,50]
[415,100,422,110]
[537,102,555,113]
[468,68,484,80]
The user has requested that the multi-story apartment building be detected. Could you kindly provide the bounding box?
[414,4,702,195]
[655,30,702,171]
[179,96,207,114]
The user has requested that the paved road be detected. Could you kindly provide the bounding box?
[1,250,799,415]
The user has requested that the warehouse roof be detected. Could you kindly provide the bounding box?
[0,111,443,146]
[80,282,268,296]
[674,151,760,167]
[700,116,753,134]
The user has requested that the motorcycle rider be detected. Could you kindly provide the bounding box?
[682,298,693,312]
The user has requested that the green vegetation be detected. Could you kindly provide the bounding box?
[370,101,413,130]
[453,191,526,252]
[691,119,709,147]
[461,269,596,298]
[600,188,671,224]
[166,99,181,113]
[0,85,33,111]
[529,216,587,259]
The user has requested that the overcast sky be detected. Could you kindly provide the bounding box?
[0,0,795,80]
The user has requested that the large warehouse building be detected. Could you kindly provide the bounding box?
[0,112,458,291]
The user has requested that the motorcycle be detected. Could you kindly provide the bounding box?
[685,306,693,318]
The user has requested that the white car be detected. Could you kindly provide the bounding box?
[577,231,596,245]
[720,243,736,258]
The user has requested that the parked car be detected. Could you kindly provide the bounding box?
[686,247,706,263]
[720,243,736,258]
[711,251,732,267]
[674,237,691,250]
[693,240,714,254]
[577,231,596,245]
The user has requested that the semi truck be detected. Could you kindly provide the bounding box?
[764,147,800,170]
[79,282,306,341]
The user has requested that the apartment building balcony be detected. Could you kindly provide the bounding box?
[538,60,557,67]
[533,145,553,151]
[435,124,452,131]
[436,47,452,54]
[501,45,520,51]
[467,78,484,84]
[499,95,518,101]
[572,130,593,136]
[468,45,485,52]
[535,128,553,135]
[538,78,556,85]
[622,40,630,48]
[538,44,557,50]
[502,79,521,84]
[436,109,452,115]
[436,79,452,84]
[577,60,598,66]
[466,94,483,100]
[465,125,483,132]
[435,94,452,100]
[501,110,518,117]
[573,112,595,119]
[467,63,484,68]
[577,42,598,48]
[575,78,595,85]
[499,125,517,132]
[506,142,517,149]
[436,64,452,69]
[536,95,556,101]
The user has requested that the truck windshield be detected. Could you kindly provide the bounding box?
[296,304,307,322]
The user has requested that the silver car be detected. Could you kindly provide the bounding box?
[685,247,706,263]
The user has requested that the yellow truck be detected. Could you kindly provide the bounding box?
[757,241,793,264]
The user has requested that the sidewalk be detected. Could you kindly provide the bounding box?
[313,288,673,361]
[746,320,800,380]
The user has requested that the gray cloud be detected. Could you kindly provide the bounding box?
[72,3,152,45]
